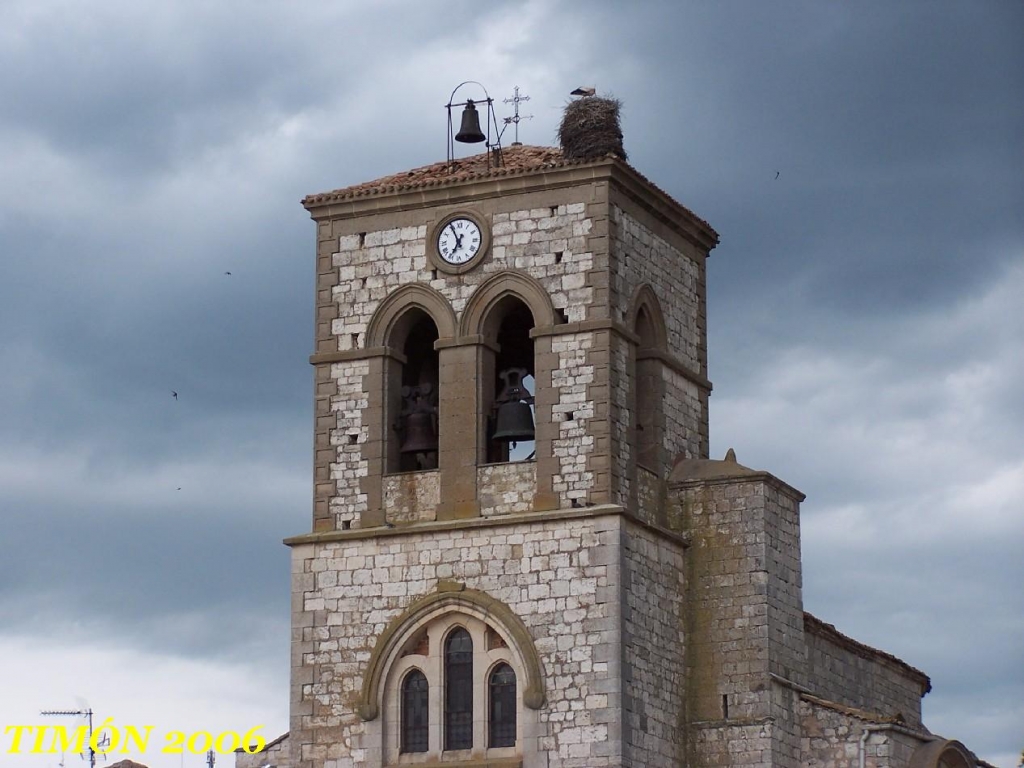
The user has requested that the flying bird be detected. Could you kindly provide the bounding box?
[775,171,780,180]
[171,390,178,400]
[570,86,596,97]
[224,271,232,275]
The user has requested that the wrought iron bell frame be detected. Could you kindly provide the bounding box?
[446,81,504,172]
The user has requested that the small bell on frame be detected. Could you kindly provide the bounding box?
[455,99,486,143]
[492,368,535,445]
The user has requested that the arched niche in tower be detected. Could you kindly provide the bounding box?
[389,308,441,472]
[461,272,555,467]
[629,285,668,473]
[367,285,455,474]
[482,295,536,464]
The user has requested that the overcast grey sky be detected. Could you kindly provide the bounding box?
[1,1,1021,766]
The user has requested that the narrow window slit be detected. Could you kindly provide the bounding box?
[722,694,729,719]
[554,251,564,264]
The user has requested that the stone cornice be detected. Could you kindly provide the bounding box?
[284,503,689,549]
[669,465,806,503]
[303,156,718,252]
[605,160,719,252]
[309,345,406,366]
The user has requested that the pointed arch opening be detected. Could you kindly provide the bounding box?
[488,662,517,748]
[399,668,429,753]
[629,286,668,473]
[443,626,474,750]
[363,587,543,762]
[386,308,440,473]
[483,296,536,464]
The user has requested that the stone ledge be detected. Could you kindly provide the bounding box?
[384,760,521,768]
[284,503,689,549]
[309,346,406,365]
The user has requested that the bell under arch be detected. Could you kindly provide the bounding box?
[481,294,536,464]
[384,306,440,472]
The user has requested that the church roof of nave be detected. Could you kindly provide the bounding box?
[800,692,908,725]
[301,144,716,237]
[805,612,932,693]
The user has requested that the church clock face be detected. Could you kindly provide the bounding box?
[437,217,482,264]
[430,212,490,273]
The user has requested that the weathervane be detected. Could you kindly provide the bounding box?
[502,86,533,146]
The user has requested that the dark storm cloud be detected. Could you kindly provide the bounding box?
[573,1,1023,316]
[1,1,1021,765]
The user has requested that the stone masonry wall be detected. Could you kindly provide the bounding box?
[804,624,925,726]
[677,477,776,724]
[609,205,703,373]
[798,697,923,768]
[661,365,705,466]
[609,334,632,508]
[328,359,370,528]
[608,203,708,509]
[551,332,596,503]
[324,200,601,527]
[620,521,686,767]
[330,204,593,342]
[692,721,775,768]
[381,470,439,524]
[290,513,626,768]
[636,466,659,526]
[478,462,536,516]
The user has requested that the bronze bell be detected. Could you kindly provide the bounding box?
[455,99,486,143]
[397,384,438,454]
[492,368,535,443]
[493,400,535,443]
[400,411,438,454]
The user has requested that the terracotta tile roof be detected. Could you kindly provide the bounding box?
[801,692,907,725]
[302,145,576,205]
[301,145,718,240]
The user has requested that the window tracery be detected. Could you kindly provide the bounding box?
[382,612,523,763]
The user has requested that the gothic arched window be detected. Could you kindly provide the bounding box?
[372,604,537,762]
[400,669,428,753]
[444,627,474,750]
[488,663,517,748]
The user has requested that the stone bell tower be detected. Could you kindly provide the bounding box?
[251,93,983,768]
[284,90,720,766]
[300,145,716,533]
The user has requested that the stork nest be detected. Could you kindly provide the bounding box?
[558,96,627,161]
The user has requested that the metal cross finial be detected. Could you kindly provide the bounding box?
[502,86,533,145]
